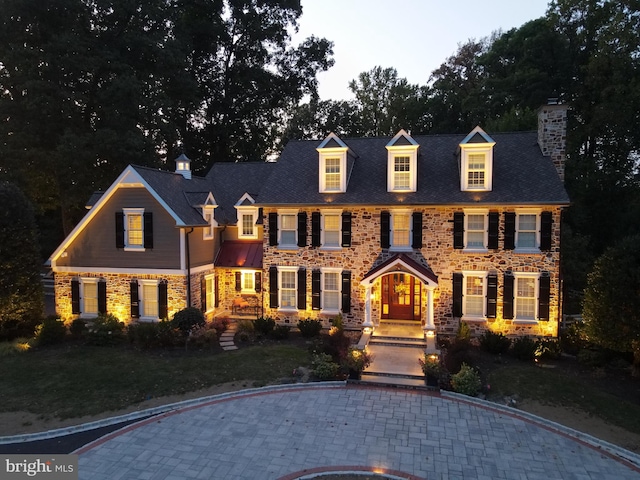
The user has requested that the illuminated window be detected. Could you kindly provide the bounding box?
[386,130,418,192]
[203,207,215,240]
[459,126,494,192]
[323,271,340,311]
[324,158,341,191]
[242,271,255,292]
[323,213,340,247]
[516,276,536,320]
[123,208,144,249]
[205,275,214,312]
[280,213,297,247]
[81,279,98,317]
[391,212,411,248]
[280,270,297,309]
[516,214,538,249]
[141,280,158,319]
[464,274,485,317]
[464,211,488,250]
[467,154,485,189]
[317,134,348,193]
[393,156,411,190]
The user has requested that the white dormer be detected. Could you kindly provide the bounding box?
[235,192,259,239]
[386,129,419,193]
[175,153,192,179]
[317,133,349,193]
[459,126,495,192]
[201,192,217,240]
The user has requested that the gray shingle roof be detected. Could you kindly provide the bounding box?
[258,131,570,206]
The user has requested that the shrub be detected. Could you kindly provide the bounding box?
[211,317,231,337]
[559,322,588,355]
[236,319,255,342]
[297,318,323,338]
[344,347,373,372]
[449,321,472,353]
[451,363,481,396]
[577,348,610,367]
[419,353,443,377]
[0,338,33,356]
[479,330,511,355]
[34,316,67,346]
[69,318,87,338]
[171,307,205,337]
[188,323,219,348]
[535,338,562,360]
[510,336,537,361]
[254,316,275,337]
[331,314,344,331]
[323,326,351,362]
[311,353,339,380]
[86,314,125,346]
[128,320,179,348]
[272,324,291,339]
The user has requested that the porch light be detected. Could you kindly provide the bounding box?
[363,326,372,335]
[426,330,435,337]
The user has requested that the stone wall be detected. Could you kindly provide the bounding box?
[538,103,568,181]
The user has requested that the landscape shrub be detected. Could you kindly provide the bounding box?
[297,318,323,338]
[34,316,67,346]
[535,338,562,360]
[450,363,481,396]
[311,353,339,380]
[188,323,219,348]
[69,318,86,338]
[86,314,125,345]
[449,321,472,353]
[211,317,230,337]
[577,348,610,368]
[254,316,275,337]
[331,314,344,330]
[323,326,351,362]
[510,336,537,361]
[272,324,291,339]
[479,330,511,355]
[235,319,255,342]
[0,338,33,356]
[171,307,205,337]
[128,320,179,348]
[559,322,588,355]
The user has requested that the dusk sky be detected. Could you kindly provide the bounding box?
[292,0,551,100]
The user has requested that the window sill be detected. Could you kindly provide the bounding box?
[321,309,340,315]
[461,316,486,322]
[278,245,299,251]
[462,248,488,254]
[80,313,98,319]
[124,247,146,252]
[389,246,413,252]
[138,317,159,323]
[320,246,342,251]
[238,235,258,240]
[278,307,297,313]
[513,248,541,254]
[513,319,538,324]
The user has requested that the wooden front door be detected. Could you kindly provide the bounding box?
[381,273,421,320]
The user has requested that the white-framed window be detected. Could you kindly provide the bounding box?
[279,267,297,310]
[467,154,486,189]
[318,151,347,193]
[459,127,495,192]
[140,279,159,320]
[462,272,487,320]
[241,271,255,293]
[324,157,342,191]
[205,275,215,313]
[237,210,258,239]
[514,273,539,322]
[322,269,341,312]
[464,210,488,251]
[279,211,298,247]
[516,212,540,250]
[386,130,418,192]
[203,206,215,240]
[322,212,341,248]
[391,211,411,250]
[80,278,99,318]
[393,156,411,190]
[123,208,145,251]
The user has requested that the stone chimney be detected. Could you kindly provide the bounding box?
[175,153,192,179]
[538,98,568,181]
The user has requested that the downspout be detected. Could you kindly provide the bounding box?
[185,227,194,308]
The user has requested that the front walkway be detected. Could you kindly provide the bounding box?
[73,384,640,480]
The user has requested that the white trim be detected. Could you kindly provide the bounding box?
[514,209,542,253]
[79,277,99,319]
[277,209,299,249]
[461,271,488,321]
[513,272,540,322]
[278,266,298,311]
[389,210,412,251]
[386,148,418,192]
[204,274,215,314]
[123,208,145,251]
[318,150,347,193]
[460,127,495,192]
[139,279,159,321]
[52,266,188,275]
[240,270,258,294]
[320,209,342,249]
[463,209,489,252]
[202,206,216,240]
[237,208,259,239]
[320,267,342,314]
[360,257,438,288]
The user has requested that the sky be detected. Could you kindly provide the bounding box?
[292,0,552,101]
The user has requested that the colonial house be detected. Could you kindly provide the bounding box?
[48,102,569,343]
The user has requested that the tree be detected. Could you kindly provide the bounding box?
[0,182,44,340]
[583,235,640,374]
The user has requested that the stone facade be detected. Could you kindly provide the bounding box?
[538,103,568,181]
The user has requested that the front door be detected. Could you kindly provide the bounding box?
[381,273,421,320]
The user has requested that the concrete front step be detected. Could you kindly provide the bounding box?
[369,337,427,347]
[357,373,435,390]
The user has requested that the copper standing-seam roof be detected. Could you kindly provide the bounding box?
[215,241,263,268]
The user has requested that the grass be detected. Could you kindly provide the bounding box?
[0,342,310,419]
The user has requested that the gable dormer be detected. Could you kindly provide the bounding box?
[201,192,217,240]
[459,126,495,192]
[235,192,259,239]
[317,133,349,193]
[386,129,419,193]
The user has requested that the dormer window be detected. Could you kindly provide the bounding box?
[459,126,495,192]
[235,193,258,239]
[201,192,217,240]
[317,133,349,193]
[386,130,418,192]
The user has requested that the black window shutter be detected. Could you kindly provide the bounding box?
[255,272,262,293]
[453,212,464,249]
[235,271,242,291]
[201,276,207,312]
[341,211,352,247]
[452,273,463,317]
[143,212,153,249]
[297,268,306,310]
[341,271,351,313]
[539,273,551,321]
[71,279,80,314]
[269,266,278,308]
[115,212,125,248]
[311,212,321,247]
[268,213,278,246]
[158,280,168,319]
[380,211,390,249]
[297,212,307,247]
[98,280,107,314]
[312,269,321,310]
[540,211,552,251]
[412,211,423,249]
[504,212,516,250]
[486,274,497,318]
[488,212,499,249]
[130,280,140,318]
[214,274,219,308]
[503,273,514,319]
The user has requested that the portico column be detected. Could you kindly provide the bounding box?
[363,284,373,330]
[424,287,438,354]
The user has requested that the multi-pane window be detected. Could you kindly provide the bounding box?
[465,275,484,317]
[203,208,214,240]
[323,272,340,310]
[205,276,214,312]
[393,156,411,190]
[392,213,410,248]
[280,271,296,308]
[323,214,340,247]
[83,281,98,315]
[466,214,485,248]
[516,277,536,319]
[280,214,297,246]
[242,271,255,292]
[517,214,537,248]
[324,158,341,191]
[142,282,158,318]
[467,154,485,189]
[242,214,254,237]
[127,213,143,247]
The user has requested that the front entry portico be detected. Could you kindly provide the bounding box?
[381,273,421,321]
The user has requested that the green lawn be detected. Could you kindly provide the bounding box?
[0,343,310,419]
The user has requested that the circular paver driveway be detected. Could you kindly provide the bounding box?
[75,384,640,480]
